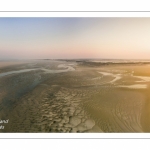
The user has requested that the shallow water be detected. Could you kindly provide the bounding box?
[133,75,150,82]
[42,64,75,73]
[0,68,37,78]
[98,71,122,83]
[98,70,150,88]
[119,84,147,89]
[0,64,75,78]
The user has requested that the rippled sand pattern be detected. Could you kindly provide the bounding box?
[3,85,101,132]
[82,88,144,132]
[0,60,150,132]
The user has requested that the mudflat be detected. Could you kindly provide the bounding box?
[0,60,150,132]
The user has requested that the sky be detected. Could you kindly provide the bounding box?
[0,17,150,60]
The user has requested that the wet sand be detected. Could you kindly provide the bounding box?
[0,60,150,132]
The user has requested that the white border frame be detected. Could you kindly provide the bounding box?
[0,11,150,138]
[1,12,150,17]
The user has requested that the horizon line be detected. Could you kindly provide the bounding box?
[1,58,150,61]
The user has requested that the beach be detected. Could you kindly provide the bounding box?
[0,60,150,132]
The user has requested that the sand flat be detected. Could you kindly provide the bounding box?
[0,60,150,132]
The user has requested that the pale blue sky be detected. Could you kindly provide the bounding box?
[0,18,150,59]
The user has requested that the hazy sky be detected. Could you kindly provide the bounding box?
[0,18,150,59]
